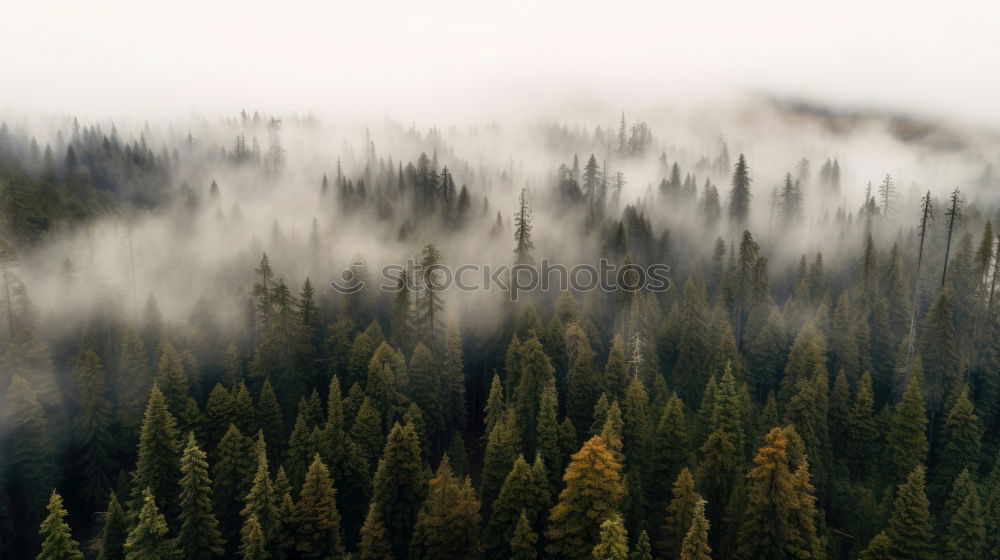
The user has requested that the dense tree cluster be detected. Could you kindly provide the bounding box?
[1,113,1000,560]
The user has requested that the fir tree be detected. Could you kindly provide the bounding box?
[358,504,392,560]
[729,154,752,226]
[887,466,934,560]
[409,456,482,560]
[178,433,224,560]
[546,436,625,560]
[241,434,280,550]
[124,489,180,560]
[36,491,84,560]
[887,372,928,484]
[292,455,345,560]
[98,492,128,560]
[371,422,425,558]
[592,514,629,560]
[945,468,985,560]
[510,511,538,560]
[657,468,701,559]
[131,385,181,515]
[678,499,711,560]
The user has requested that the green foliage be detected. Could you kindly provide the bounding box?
[98,492,128,560]
[945,468,985,560]
[36,491,84,560]
[887,370,928,484]
[371,422,425,558]
[131,385,181,515]
[657,468,700,559]
[409,456,482,560]
[292,455,345,560]
[546,436,625,560]
[887,466,935,560]
[592,514,629,560]
[678,499,711,560]
[178,433,224,560]
[124,489,180,560]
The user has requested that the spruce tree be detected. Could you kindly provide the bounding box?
[239,514,268,560]
[546,436,625,560]
[566,322,602,431]
[934,385,982,498]
[509,511,538,560]
[945,468,985,560]
[630,530,652,560]
[213,424,254,542]
[678,499,711,560]
[887,466,934,560]
[131,385,181,515]
[481,411,521,514]
[592,514,629,560]
[657,468,701,559]
[36,491,84,560]
[241,434,280,550]
[409,456,482,560]
[728,154,751,226]
[371,422,425,558]
[887,372,928,484]
[178,433,224,560]
[292,454,344,560]
[485,455,548,559]
[358,504,392,560]
[124,489,180,560]
[75,348,115,504]
[739,426,820,560]
[98,492,128,560]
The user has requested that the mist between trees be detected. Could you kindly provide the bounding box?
[1,99,1000,560]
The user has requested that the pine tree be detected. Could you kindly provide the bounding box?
[256,379,284,460]
[372,422,426,558]
[919,290,961,412]
[484,373,505,437]
[118,326,152,428]
[36,491,84,560]
[592,514,629,560]
[546,436,625,560]
[213,424,254,542]
[3,375,55,517]
[481,411,521,515]
[241,434,280,550]
[887,372,928,484]
[409,456,482,560]
[858,532,891,560]
[536,384,561,484]
[131,385,181,515]
[651,394,688,506]
[350,397,384,471]
[408,343,444,438]
[739,426,820,560]
[728,154,752,226]
[204,384,234,449]
[887,466,934,560]
[75,348,115,504]
[678,499,711,560]
[934,385,982,498]
[630,530,652,560]
[292,455,344,560]
[124,488,180,560]
[98,492,128,560]
[239,514,269,560]
[485,455,548,559]
[509,511,538,560]
[945,468,985,560]
[178,433,224,560]
[566,323,602,437]
[358,504,392,560]
[155,340,189,416]
[658,468,701,559]
[846,371,878,480]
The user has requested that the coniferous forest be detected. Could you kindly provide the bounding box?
[2,104,1000,560]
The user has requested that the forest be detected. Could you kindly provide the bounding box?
[1,104,999,560]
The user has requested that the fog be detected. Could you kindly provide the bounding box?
[3,0,1000,125]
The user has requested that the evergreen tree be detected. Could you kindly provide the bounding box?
[592,514,629,560]
[124,489,180,560]
[131,385,181,515]
[566,323,602,436]
[739,426,820,560]
[630,530,652,560]
[241,434,280,550]
[481,411,521,514]
[371,422,425,558]
[358,504,392,560]
[509,511,538,560]
[3,375,55,517]
[350,397,384,471]
[239,514,269,560]
[945,468,985,560]
[256,380,284,460]
[919,290,961,412]
[651,394,688,506]
[98,492,128,560]
[409,456,482,560]
[546,436,625,560]
[178,433,224,560]
[657,468,701,559]
[728,154,752,226]
[75,348,115,504]
[678,499,711,560]
[36,491,84,560]
[887,466,934,560]
[858,532,891,560]
[887,372,928,484]
[934,385,982,498]
[213,424,254,542]
[485,455,548,559]
[292,455,345,560]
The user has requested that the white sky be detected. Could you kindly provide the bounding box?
[2,0,999,124]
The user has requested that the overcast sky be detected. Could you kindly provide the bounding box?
[2,0,998,124]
